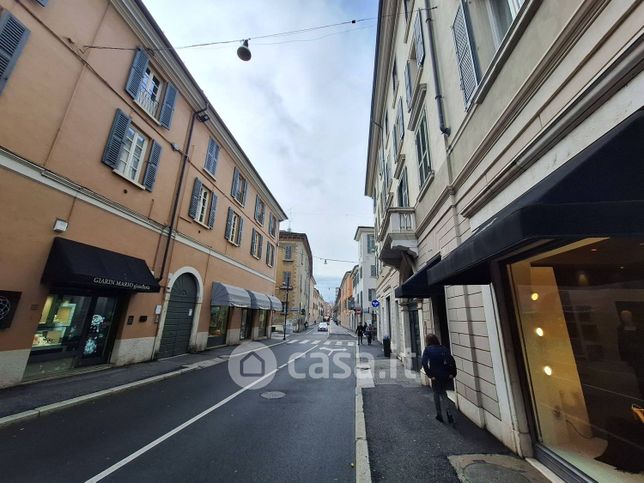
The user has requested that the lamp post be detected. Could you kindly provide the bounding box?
[279,281,293,341]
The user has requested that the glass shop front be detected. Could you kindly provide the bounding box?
[507,237,644,481]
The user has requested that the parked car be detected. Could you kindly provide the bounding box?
[318,322,328,332]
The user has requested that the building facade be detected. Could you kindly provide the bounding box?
[273,231,313,332]
[0,0,286,387]
[365,0,644,481]
[354,226,378,330]
[338,270,354,328]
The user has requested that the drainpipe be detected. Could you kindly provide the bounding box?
[425,0,450,136]
[158,105,209,285]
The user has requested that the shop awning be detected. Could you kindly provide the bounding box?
[247,290,272,310]
[395,254,441,298]
[268,295,283,312]
[401,110,644,294]
[41,238,160,292]
[211,282,251,308]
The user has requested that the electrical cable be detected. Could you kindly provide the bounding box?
[83,9,429,52]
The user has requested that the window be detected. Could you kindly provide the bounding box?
[268,214,277,237]
[384,111,389,136]
[250,229,263,259]
[117,125,148,183]
[398,168,410,207]
[413,12,425,67]
[415,114,432,186]
[283,271,292,287]
[370,265,377,277]
[266,242,275,267]
[254,196,266,225]
[204,138,220,176]
[231,167,248,205]
[188,178,218,228]
[368,289,376,302]
[0,11,30,95]
[396,98,405,146]
[102,110,162,191]
[391,58,398,94]
[224,207,243,245]
[284,245,293,261]
[487,0,524,47]
[209,306,229,343]
[125,49,177,128]
[367,234,376,253]
[403,0,412,21]
[404,61,413,109]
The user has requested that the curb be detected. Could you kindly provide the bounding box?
[0,340,287,430]
[355,345,372,483]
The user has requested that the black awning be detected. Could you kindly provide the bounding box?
[414,110,644,291]
[42,238,160,292]
[395,254,441,298]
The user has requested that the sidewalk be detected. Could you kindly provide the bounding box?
[0,337,287,425]
[358,342,553,482]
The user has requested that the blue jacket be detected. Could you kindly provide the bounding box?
[422,345,456,380]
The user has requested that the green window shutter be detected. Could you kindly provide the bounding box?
[143,140,162,191]
[231,167,239,197]
[414,12,425,66]
[159,83,177,129]
[241,178,248,205]
[205,138,219,175]
[102,109,131,169]
[236,217,244,245]
[257,234,263,259]
[225,207,233,240]
[452,2,479,105]
[125,48,149,99]
[250,229,256,255]
[207,193,217,229]
[0,12,30,95]
[188,177,202,219]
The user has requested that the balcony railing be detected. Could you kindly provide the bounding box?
[135,88,160,119]
[379,207,416,240]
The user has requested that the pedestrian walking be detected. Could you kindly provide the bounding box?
[366,324,373,345]
[422,333,457,424]
[356,323,364,345]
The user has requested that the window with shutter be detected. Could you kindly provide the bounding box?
[452,2,479,106]
[189,178,203,219]
[268,213,277,237]
[397,98,404,142]
[102,110,131,169]
[204,138,220,176]
[126,48,149,99]
[391,58,398,95]
[231,168,248,205]
[142,140,162,191]
[236,217,244,245]
[225,207,234,240]
[0,12,30,95]
[254,195,265,225]
[414,12,425,67]
[404,62,412,109]
[159,83,176,129]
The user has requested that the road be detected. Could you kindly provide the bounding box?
[0,324,358,483]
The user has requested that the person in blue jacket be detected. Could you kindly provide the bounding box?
[422,333,457,423]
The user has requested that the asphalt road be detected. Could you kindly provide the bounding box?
[0,325,357,483]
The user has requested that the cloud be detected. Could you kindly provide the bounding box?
[143,0,377,292]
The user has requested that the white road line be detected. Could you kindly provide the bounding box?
[86,345,318,483]
[347,342,355,347]
[287,340,297,344]
[324,341,331,345]
[299,339,310,344]
[335,341,343,346]
[311,340,320,345]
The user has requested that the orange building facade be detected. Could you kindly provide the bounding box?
[0,0,286,387]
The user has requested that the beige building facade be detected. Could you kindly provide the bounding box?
[273,231,313,332]
[366,0,644,480]
[0,0,286,387]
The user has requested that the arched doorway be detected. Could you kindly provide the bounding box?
[158,273,197,358]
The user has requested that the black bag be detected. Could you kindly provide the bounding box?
[443,351,457,377]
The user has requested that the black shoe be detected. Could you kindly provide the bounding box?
[435,415,444,423]
[447,413,454,424]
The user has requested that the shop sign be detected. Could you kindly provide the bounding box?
[0,290,21,329]
[92,277,151,291]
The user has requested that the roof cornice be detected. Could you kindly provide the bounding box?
[113,0,287,221]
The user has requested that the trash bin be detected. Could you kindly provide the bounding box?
[383,336,391,358]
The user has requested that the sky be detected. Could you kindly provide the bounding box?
[142,0,378,302]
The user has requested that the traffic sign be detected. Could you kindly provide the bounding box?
[371,300,380,308]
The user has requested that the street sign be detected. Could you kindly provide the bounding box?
[371,300,380,308]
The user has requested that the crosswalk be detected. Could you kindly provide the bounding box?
[286,339,355,347]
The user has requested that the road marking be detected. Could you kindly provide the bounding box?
[347,342,355,347]
[355,345,372,483]
[287,340,297,344]
[299,339,310,344]
[335,341,343,346]
[323,341,331,345]
[86,344,319,482]
[311,340,320,345]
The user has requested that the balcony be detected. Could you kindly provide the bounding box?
[378,207,418,269]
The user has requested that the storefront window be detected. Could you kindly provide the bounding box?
[209,306,229,340]
[508,238,644,480]
[258,310,268,337]
[33,294,92,353]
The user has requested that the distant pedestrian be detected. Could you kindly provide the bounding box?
[356,323,364,345]
[366,324,373,345]
[422,333,457,424]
